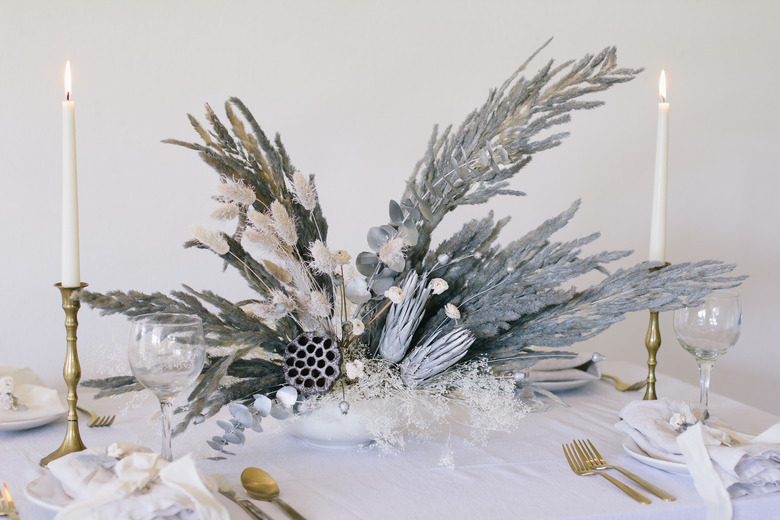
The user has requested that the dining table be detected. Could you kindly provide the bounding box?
[2,359,778,520]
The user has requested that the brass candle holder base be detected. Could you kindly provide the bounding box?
[643,310,661,400]
[41,282,88,467]
[643,263,669,401]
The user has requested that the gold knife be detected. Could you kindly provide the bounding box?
[213,475,274,520]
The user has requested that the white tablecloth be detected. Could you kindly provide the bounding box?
[2,360,778,520]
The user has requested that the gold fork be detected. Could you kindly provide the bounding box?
[1,481,20,520]
[601,374,647,392]
[563,443,651,504]
[77,405,116,427]
[576,439,676,501]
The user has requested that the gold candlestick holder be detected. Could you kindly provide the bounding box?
[41,282,88,467]
[643,263,669,400]
[643,310,661,400]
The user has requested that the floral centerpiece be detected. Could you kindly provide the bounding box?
[80,42,743,455]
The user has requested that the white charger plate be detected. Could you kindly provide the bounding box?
[534,378,594,392]
[0,410,66,431]
[25,473,70,511]
[621,437,689,475]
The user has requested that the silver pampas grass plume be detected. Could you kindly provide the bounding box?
[400,327,474,387]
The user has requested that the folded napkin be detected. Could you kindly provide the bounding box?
[48,444,229,520]
[0,366,66,422]
[528,353,604,382]
[616,398,780,520]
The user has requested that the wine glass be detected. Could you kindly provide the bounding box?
[673,291,741,419]
[128,313,206,461]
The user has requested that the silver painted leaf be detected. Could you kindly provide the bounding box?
[367,226,393,251]
[398,220,418,247]
[389,200,404,225]
[370,275,395,295]
[355,251,379,277]
[253,394,272,417]
[346,278,372,304]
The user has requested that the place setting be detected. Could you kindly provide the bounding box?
[7,40,780,520]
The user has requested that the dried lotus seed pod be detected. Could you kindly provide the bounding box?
[283,332,341,395]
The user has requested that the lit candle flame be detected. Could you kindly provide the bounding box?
[658,69,667,102]
[65,60,72,101]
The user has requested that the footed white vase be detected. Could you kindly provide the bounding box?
[286,403,374,449]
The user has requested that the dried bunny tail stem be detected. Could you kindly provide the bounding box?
[291,171,319,211]
[210,202,239,221]
[217,178,257,206]
[270,200,299,246]
[309,239,339,274]
[190,225,230,255]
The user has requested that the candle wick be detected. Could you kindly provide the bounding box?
[659,94,666,103]
[66,92,70,101]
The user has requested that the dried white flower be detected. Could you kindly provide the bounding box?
[0,376,14,394]
[334,250,352,265]
[210,202,239,221]
[445,303,461,320]
[350,318,365,336]
[276,386,298,407]
[345,360,365,380]
[190,225,229,255]
[291,171,318,211]
[0,393,15,411]
[217,179,256,206]
[310,240,339,274]
[270,201,298,246]
[379,237,406,272]
[430,278,449,295]
[384,286,404,304]
[307,290,331,318]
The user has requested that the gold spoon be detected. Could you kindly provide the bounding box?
[240,467,307,520]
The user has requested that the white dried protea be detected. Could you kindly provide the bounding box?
[378,271,430,363]
[384,286,404,304]
[430,278,449,295]
[309,240,339,274]
[379,237,406,272]
[445,303,461,320]
[270,200,298,246]
[210,202,239,221]
[217,179,256,206]
[190,225,229,255]
[290,171,318,211]
[400,327,474,387]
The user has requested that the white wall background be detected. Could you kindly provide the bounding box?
[2,0,778,415]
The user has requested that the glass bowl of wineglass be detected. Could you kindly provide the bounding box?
[673,291,741,419]
[128,313,206,461]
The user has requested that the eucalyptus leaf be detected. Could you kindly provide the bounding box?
[367,226,393,251]
[345,278,372,304]
[355,251,380,277]
[389,200,404,225]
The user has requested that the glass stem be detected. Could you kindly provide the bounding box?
[160,398,173,461]
[697,360,714,410]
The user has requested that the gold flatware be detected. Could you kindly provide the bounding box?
[213,475,273,520]
[1,481,20,520]
[241,467,307,520]
[77,405,115,427]
[563,443,651,504]
[601,374,647,392]
[576,439,675,501]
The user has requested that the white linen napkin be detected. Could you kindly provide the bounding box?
[528,353,604,382]
[0,366,66,422]
[616,398,780,520]
[48,444,229,520]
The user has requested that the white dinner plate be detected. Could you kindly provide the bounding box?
[533,378,594,392]
[621,437,689,475]
[25,473,71,511]
[0,410,66,431]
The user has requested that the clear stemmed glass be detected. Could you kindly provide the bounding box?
[673,291,742,418]
[128,313,206,461]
